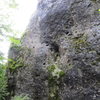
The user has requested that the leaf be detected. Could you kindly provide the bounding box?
[9,37,21,45]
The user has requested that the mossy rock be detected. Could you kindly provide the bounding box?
[8,45,33,71]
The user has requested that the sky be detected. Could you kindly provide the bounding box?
[12,0,38,33]
[0,0,38,58]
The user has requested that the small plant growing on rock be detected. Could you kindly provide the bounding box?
[72,35,90,52]
[8,57,24,70]
[47,64,65,100]
[8,46,32,70]
[48,64,65,79]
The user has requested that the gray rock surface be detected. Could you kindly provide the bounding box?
[7,0,100,100]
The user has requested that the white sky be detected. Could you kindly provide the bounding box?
[0,0,38,58]
[12,0,38,33]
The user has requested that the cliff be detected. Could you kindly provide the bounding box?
[7,0,100,100]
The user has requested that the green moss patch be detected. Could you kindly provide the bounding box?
[47,64,65,100]
[72,35,90,52]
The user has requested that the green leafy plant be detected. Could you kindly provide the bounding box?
[8,57,24,70]
[9,37,21,45]
[48,64,65,79]
[7,46,32,70]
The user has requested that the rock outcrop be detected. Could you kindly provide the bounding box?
[7,0,100,100]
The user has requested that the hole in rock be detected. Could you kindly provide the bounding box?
[50,42,59,53]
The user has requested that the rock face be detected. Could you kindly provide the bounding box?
[7,0,100,100]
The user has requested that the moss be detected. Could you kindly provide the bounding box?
[72,35,90,52]
[8,57,24,70]
[47,64,65,100]
[8,46,32,71]
[48,77,60,100]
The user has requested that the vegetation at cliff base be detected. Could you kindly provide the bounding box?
[0,62,8,100]
[0,0,28,100]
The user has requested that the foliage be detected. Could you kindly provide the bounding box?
[0,1,19,99]
[8,57,24,70]
[0,56,8,100]
[11,95,30,100]
[7,46,32,70]
[0,0,33,100]
[9,37,21,45]
[48,64,65,79]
